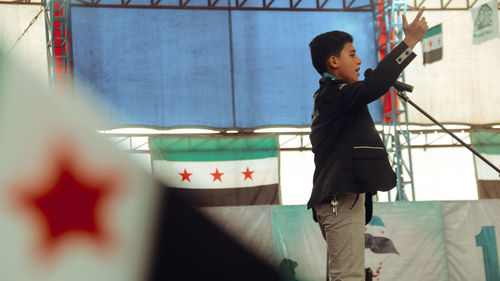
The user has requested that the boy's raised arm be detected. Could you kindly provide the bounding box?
[402,7,429,49]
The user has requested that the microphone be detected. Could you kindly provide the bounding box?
[364,68,414,93]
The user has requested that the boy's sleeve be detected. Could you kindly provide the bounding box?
[328,41,416,112]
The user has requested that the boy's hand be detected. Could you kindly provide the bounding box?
[402,7,429,48]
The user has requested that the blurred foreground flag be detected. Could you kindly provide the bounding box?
[0,48,161,281]
[422,24,443,65]
[0,47,283,281]
[472,130,500,198]
[151,135,280,206]
[471,0,499,45]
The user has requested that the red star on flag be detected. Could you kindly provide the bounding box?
[178,169,192,182]
[210,168,224,182]
[241,167,254,181]
[13,148,120,256]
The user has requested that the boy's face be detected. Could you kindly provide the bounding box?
[330,42,362,84]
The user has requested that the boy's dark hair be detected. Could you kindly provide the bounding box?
[309,30,353,75]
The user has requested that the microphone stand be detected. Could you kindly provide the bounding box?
[397,91,500,178]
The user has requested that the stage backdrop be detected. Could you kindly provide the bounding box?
[71,8,380,129]
[202,200,500,281]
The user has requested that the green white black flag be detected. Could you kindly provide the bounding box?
[151,135,280,206]
[472,130,500,198]
[471,0,499,45]
[422,24,443,65]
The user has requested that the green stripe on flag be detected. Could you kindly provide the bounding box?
[151,135,278,161]
[0,40,5,101]
[472,131,500,154]
[368,216,386,227]
[423,24,442,39]
[0,38,4,75]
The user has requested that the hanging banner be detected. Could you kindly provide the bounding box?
[472,0,500,44]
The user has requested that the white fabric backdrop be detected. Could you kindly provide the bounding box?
[404,9,500,125]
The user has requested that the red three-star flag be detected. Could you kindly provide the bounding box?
[151,135,280,207]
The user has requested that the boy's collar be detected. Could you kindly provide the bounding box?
[322,72,337,80]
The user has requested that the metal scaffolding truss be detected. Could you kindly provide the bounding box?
[67,0,373,11]
[3,0,498,10]
[100,126,478,188]
[102,126,480,153]
[371,0,414,201]
[43,0,73,94]
[100,125,489,201]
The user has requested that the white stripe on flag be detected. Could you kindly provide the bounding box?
[474,154,500,180]
[366,224,388,237]
[422,34,443,52]
[153,158,278,189]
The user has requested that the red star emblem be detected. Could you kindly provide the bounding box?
[210,168,224,182]
[429,41,433,47]
[178,169,192,182]
[241,167,254,181]
[13,146,120,257]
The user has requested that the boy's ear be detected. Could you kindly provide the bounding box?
[327,56,339,70]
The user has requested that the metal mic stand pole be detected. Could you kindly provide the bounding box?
[397,91,500,178]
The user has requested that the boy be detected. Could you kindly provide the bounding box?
[307,9,428,281]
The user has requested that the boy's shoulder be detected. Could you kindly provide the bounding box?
[318,77,350,95]
[320,77,348,87]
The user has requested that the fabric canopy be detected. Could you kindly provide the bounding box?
[5,6,499,127]
[71,8,380,128]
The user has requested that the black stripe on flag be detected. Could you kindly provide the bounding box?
[477,180,500,199]
[423,48,443,64]
[365,233,399,254]
[167,184,280,207]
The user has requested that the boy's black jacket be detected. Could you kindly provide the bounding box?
[308,42,416,217]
